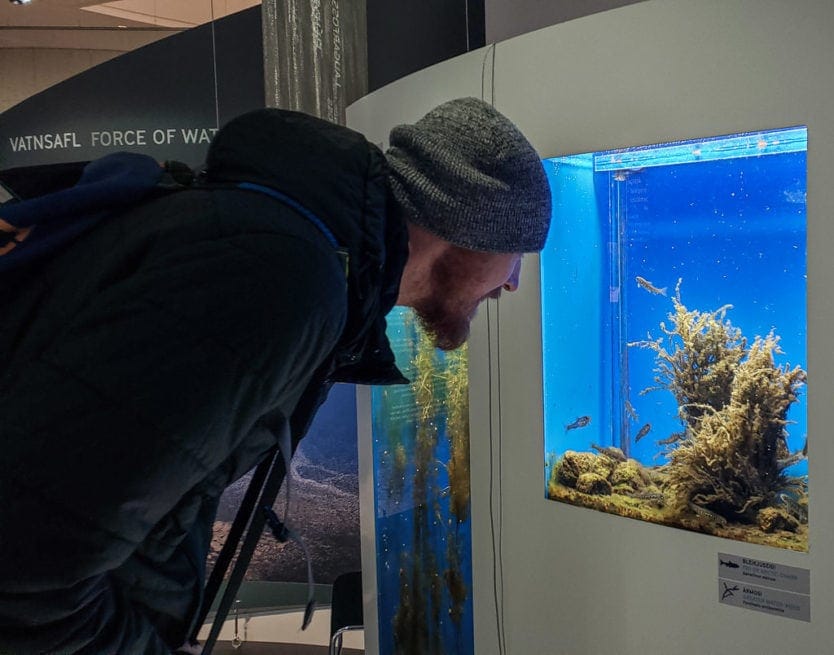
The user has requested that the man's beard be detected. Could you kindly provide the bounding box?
[411,249,488,351]
[413,296,478,351]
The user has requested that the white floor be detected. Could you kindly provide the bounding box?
[197,607,364,651]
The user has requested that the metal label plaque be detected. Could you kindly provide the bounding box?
[718,553,810,621]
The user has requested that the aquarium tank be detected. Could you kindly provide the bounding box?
[371,307,474,655]
[542,127,808,551]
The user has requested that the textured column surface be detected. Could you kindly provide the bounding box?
[261,0,367,125]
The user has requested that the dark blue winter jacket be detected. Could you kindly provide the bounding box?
[0,108,407,654]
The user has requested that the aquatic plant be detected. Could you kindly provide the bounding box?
[444,565,467,624]
[380,312,416,504]
[549,450,651,500]
[445,346,471,523]
[757,507,800,533]
[394,559,428,655]
[393,326,439,653]
[392,442,407,495]
[441,346,470,630]
[609,459,649,490]
[393,320,472,653]
[629,281,806,521]
[552,450,617,489]
[629,281,747,434]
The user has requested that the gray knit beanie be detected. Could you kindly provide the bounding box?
[385,97,551,253]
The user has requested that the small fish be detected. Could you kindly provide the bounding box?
[631,490,666,504]
[719,558,740,569]
[687,501,728,527]
[624,399,639,422]
[657,431,686,446]
[636,276,667,296]
[590,443,627,462]
[565,415,591,431]
[778,435,810,468]
[634,422,652,442]
[776,449,807,470]
[778,493,808,523]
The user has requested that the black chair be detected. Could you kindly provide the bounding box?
[329,571,364,655]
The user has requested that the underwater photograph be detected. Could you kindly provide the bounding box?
[542,127,808,552]
[371,308,474,655]
[209,384,362,585]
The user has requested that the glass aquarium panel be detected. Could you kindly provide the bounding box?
[542,127,808,551]
[371,307,474,655]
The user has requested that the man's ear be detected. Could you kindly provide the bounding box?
[396,221,451,307]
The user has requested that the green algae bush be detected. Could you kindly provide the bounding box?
[628,280,807,523]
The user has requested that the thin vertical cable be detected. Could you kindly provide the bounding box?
[485,300,504,655]
[209,0,220,129]
[465,0,470,51]
[482,43,506,654]
[495,298,506,655]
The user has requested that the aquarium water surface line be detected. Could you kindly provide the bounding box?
[594,126,807,171]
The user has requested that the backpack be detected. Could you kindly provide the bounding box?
[1,151,321,655]
[0,152,191,272]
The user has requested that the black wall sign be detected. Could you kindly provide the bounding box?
[366,0,485,93]
[0,7,264,171]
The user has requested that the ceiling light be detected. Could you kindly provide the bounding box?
[9,0,33,5]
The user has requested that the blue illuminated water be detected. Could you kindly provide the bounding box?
[542,127,808,486]
[371,308,474,655]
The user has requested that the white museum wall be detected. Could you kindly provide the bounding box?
[348,1,834,653]
[484,0,645,43]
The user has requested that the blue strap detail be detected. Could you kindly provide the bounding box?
[0,152,164,273]
[236,181,339,249]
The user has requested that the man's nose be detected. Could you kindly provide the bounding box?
[503,259,522,292]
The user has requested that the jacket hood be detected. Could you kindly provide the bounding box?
[205,109,376,245]
[204,108,408,384]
